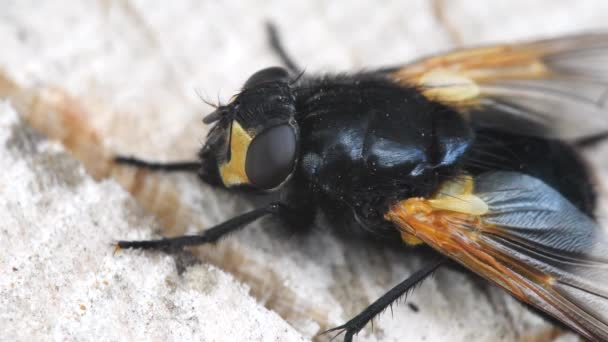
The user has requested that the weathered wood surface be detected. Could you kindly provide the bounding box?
[2,1,607,341]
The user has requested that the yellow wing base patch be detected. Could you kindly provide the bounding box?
[384,175,552,314]
[391,43,551,105]
[395,175,488,246]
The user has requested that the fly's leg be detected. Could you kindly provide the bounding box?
[114,155,200,173]
[265,22,301,74]
[116,202,289,252]
[322,257,447,342]
[574,131,608,148]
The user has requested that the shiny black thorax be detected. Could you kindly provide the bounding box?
[288,74,472,237]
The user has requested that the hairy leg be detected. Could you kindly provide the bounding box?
[323,257,447,342]
[116,202,289,252]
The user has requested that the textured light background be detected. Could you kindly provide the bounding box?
[0,103,305,342]
[1,1,607,341]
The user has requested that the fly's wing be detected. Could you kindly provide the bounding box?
[386,172,608,341]
[390,34,608,139]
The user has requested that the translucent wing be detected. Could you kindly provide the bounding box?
[390,34,608,139]
[386,172,608,341]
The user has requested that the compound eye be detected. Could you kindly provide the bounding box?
[245,124,296,189]
[244,67,289,89]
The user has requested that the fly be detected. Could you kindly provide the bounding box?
[115,24,608,341]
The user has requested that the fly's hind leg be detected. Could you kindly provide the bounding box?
[265,22,301,74]
[322,257,447,342]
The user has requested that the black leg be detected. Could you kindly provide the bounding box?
[114,155,201,172]
[574,131,608,148]
[265,22,301,74]
[323,257,447,342]
[116,202,287,252]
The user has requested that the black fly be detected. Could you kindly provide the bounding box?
[116,24,608,341]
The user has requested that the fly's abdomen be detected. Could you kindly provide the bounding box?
[465,129,596,216]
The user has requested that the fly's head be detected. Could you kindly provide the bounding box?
[198,67,299,191]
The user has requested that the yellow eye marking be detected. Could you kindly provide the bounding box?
[219,121,252,187]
